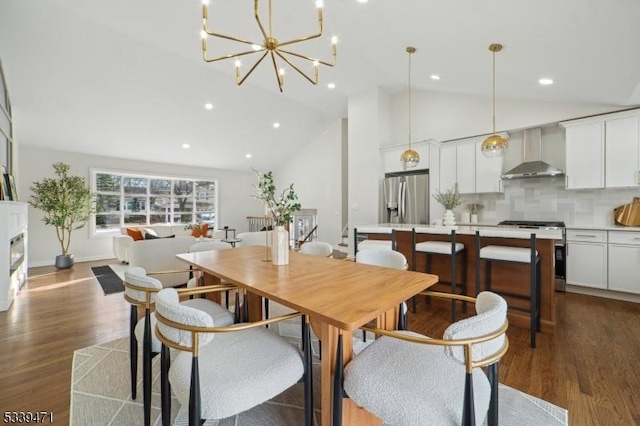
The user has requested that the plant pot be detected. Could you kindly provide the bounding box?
[271,226,290,265]
[55,254,74,269]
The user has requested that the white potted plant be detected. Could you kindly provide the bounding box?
[28,162,95,269]
[433,183,461,226]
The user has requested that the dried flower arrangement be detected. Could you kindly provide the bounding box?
[468,203,484,214]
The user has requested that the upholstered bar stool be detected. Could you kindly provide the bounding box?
[354,226,396,254]
[475,229,540,348]
[412,227,467,322]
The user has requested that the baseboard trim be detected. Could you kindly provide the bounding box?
[565,285,640,304]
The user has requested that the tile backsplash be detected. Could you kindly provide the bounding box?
[463,177,640,226]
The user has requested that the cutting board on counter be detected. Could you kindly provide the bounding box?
[614,197,640,226]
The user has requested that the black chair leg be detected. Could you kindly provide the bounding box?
[397,303,407,330]
[487,362,499,426]
[161,344,171,426]
[462,371,476,426]
[302,317,313,426]
[143,311,152,426]
[264,298,270,322]
[332,333,344,426]
[242,291,249,322]
[189,357,201,426]
[129,306,138,400]
[233,291,241,323]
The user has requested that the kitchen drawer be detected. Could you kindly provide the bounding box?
[566,229,607,243]
[609,230,640,245]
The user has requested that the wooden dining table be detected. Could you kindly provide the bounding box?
[177,246,439,426]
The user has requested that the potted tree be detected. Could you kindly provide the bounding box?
[29,162,94,269]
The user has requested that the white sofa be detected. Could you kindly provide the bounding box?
[113,225,225,263]
[127,236,197,288]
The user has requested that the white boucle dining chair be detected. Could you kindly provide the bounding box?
[337,291,509,426]
[123,267,234,426]
[154,287,314,426]
[300,241,334,257]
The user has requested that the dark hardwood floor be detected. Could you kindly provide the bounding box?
[1,259,639,425]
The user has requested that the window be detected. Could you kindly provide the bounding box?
[91,169,217,235]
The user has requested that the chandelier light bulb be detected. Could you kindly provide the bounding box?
[200,30,207,40]
[331,36,338,45]
[234,60,242,68]
[201,0,210,5]
[315,0,324,8]
[251,44,262,51]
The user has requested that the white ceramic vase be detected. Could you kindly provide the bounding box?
[471,213,479,224]
[271,225,290,265]
[443,209,456,226]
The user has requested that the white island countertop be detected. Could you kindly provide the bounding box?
[355,223,563,240]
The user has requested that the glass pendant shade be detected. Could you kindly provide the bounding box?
[400,149,420,170]
[482,43,508,158]
[400,46,419,170]
[481,134,509,158]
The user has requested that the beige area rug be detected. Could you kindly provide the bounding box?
[70,305,567,426]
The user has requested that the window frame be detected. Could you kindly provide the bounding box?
[90,168,218,238]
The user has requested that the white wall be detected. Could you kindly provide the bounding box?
[19,146,261,266]
[347,88,391,255]
[389,89,624,145]
[277,119,343,246]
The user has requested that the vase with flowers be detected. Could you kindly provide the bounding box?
[252,169,301,265]
[433,183,461,226]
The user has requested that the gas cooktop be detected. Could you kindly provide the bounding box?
[497,220,566,230]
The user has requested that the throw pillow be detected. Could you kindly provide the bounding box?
[144,233,175,240]
[143,227,158,238]
[126,228,144,241]
[191,223,209,238]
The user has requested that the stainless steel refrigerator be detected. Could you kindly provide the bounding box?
[380,171,429,224]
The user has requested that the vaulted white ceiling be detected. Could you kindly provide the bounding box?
[1,0,639,171]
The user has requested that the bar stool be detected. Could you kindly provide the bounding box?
[475,229,540,348]
[354,227,396,254]
[412,227,467,322]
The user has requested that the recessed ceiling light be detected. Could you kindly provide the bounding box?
[273,122,280,129]
[327,82,336,89]
[245,153,252,159]
[430,74,441,80]
[356,0,369,3]
[539,78,554,85]
[204,103,213,110]
[182,143,190,149]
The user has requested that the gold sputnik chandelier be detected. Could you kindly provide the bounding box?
[481,43,509,158]
[400,46,420,170]
[200,0,338,92]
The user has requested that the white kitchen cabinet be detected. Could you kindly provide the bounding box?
[455,141,476,194]
[439,144,457,192]
[608,231,640,294]
[564,122,605,189]
[475,139,503,193]
[605,116,640,188]
[566,229,607,289]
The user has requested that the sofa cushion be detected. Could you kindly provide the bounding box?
[126,228,144,241]
[144,233,175,240]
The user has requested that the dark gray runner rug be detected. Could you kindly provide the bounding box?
[91,265,125,295]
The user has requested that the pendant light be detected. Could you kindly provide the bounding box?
[481,43,509,158]
[400,46,420,170]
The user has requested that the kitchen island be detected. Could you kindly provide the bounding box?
[355,224,563,334]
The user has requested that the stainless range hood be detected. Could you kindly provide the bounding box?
[501,128,565,179]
